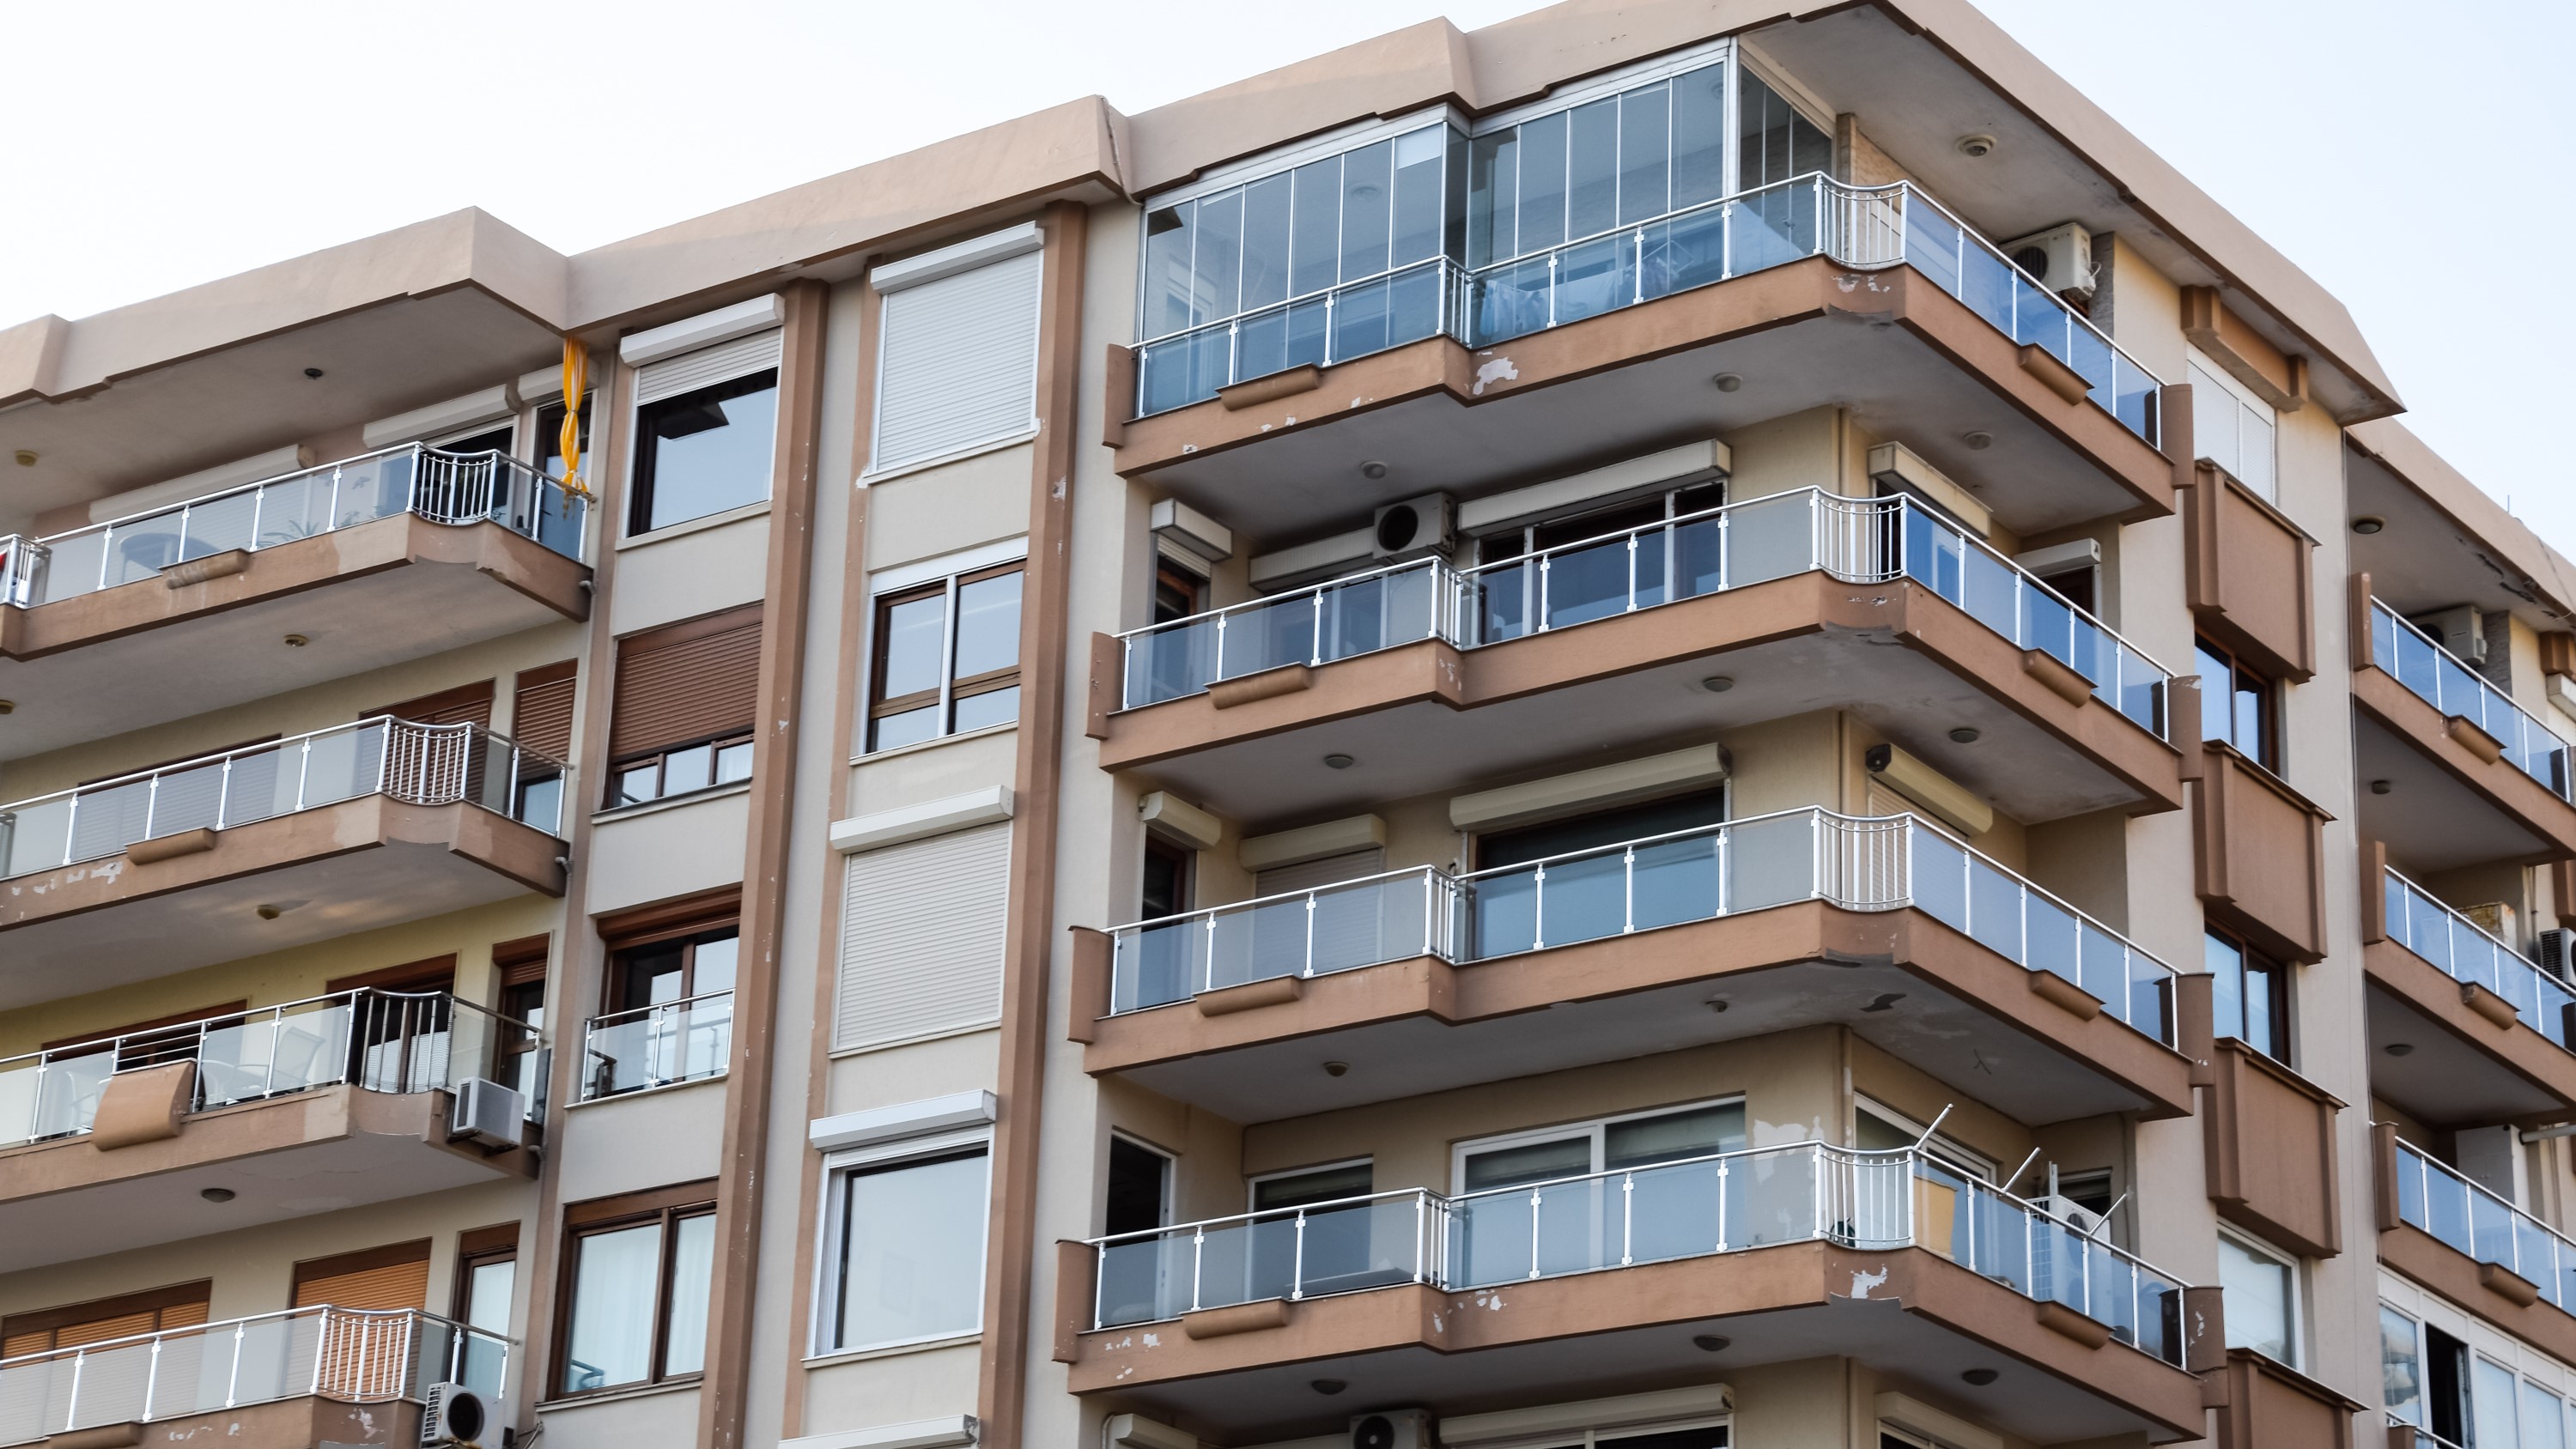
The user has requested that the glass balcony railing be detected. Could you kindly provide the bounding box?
[2369,599,2573,800]
[579,991,734,1100]
[0,990,540,1150]
[0,716,572,881]
[1133,174,2163,451]
[1116,488,2172,739]
[0,443,588,610]
[0,1305,506,1444]
[2384,868,2576,1052]
[1108,808,2177,1043]
[1088,1143,2188,1367]
[2392,1136,2576,1312]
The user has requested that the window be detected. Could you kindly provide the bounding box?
[2,1282,210,1357]
[1469,480,1727,640]
[630,369,778,535]
[608,605,762,808]
[835,823,1011,1051]
[613,733,754,807]
[2382,1304,2425,1428]
[1473,786,1729,872]
[1250,1159,1374,1212]
[866,563,1024,752]
[2216,1231,2297,1366]
[1140,835,1192,919]
[2385,1302,2576,1448]
[611,926,738,1014]
[453,1226,518,1392]
[1105,1135,1173,1238]
[2188,356,2277,502]
[495,934,550,1106]
[872,229,1043,472]
[592,919,738,1099]
[2206,929,2291,1064]
[529,391,593,556]
[558,1186,716,1395]
[1456,1101,1745,1191]
[2196,636,2278,772]
[1152,560,1206,625]
[368,680,494,730]
[825,1142,991,1352]
[511,660,577,828]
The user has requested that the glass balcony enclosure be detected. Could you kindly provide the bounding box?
[2391,1135,2576,1313]
[0,443,588,610]
[1106,807,2177,1045]
[0,717,572,882]
[2369,598,2573,799]
[2384,868,2576,1053]
[1086,1142,2190,1372]
[0,990,539,1150]
[1117,488,2172,739]
[579,991,735,1100]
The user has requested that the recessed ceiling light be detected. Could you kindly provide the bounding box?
[0,700,14,715]
[1360,461,1388,480]
[11,450,34,467]
[201,1187,237,1203]
[1713,373,1743,392]
[1702,676,1735,694]
[2370,779,2392,795]
[1704,997,1729,1013]
[1956,134,1997,159]
[1949,727,1981,744]
[2353,516,2386,536]
[1962,430,1994,451]
[1961,1367,2000,1386]
[283,634,310,647]
[1322,1061,1350,1077]
[303,367,325,379]
[1692,1334,1730,1352]
[2385,1042,2415,1057]
[1323,753,1355,769]
[1310,1379,1347,1396]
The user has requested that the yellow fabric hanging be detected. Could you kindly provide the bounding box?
[557,339,589,499]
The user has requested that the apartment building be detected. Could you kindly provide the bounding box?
[0,3,2568,1448]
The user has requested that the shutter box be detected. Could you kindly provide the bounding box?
[609,605,763,761]
[835,822,1012,1051]
[870,239,1043,474]
[634,329,785,408]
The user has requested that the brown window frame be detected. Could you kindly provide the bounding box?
[453,1223,520,1329]
[3,1281,212,1356]
[325,954,459,996]
[608,730,756,809]
[866,561,1025,752]
[553,1182,719,1398]
[1151,559,1206,625]
[363,679,495,730]
[2196,634,2281,773]
[606,605,762,809]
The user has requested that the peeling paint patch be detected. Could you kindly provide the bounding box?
[1849,1264,1890,1298]
[1140,1332,1160,1347]
[1472,358,1519,396]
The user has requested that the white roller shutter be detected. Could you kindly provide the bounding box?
[835,822,1012,1051]
[635,330,784,406]
[871,248,1042,473]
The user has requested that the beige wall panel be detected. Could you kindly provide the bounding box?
[2024,806,2131,934]
[583,790,750,913]
[1722,406,1844,504]
[555,1075,727,1203]
[1729,1355,1854,1448]
[1724,710,1843,819]
[2104,233,2186,384]
[1098,1075,1248,1228]
[1845,1034,2030,1172]
[606,512,771,636]
[847,726,1019,815]
[860,442,1035,575]
[536,1385,701,1449]
[801,1343,983,1436]
[826,1027,1001,1116]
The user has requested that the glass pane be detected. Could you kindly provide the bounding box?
[2216,1236,2291,1360]
[2379,1306,2421,1423]
[1669,64,1727,209]
[1727,811,1815,911]
[1536,850,1625,947]
[664,1213,715,1376]
[1630,832,1722,931]
[1290,156,1341,298]
[1140,203,1197,339]
[1467,129,1517,268]
[1340,142,1392,283]
[953,572,1024,680]
[1566,97,1619,239]
[879,592,949,700]
[639,374,777,532]
[1240,174,1292,312]
[1617,82,1670,226]
[1390,128,1444,266]
[951,685,1018,733]
[1517,112,1567,254]
[837,1150,987,1348]
[1191,189,1242,326]
[661,744,712,797]
[562,1222,662,1391]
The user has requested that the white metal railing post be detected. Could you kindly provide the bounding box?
[1303,894,1316,978]
[1189,1225,1206,1313]
[226,1320,246,1407]
[64,1347,84,1433]
[1527,1186,1543,1280]
[1291,1210,1308,1300]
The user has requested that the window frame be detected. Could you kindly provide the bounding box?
[605,923,740,1016]
[1451,1096,1747,1191]
[608,729,756,809]
[627,367,781,538]
[2195,634,2280,773]
[553,1184,719,1398]
[2205,925,2293,1065]
[1105,1131,1176,1238]
[452,1223,519,1331]
[2186,350,2279,502]
[811,1126,994,1358]
[1246,1155,1376,1214]
[2216,1226,2302,1369]
[865,560,1027,753]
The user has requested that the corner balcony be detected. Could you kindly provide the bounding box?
[0,718,568,1009]
[576,990,733,1100]
[2366,866,2576,1125]
[1093,488,2182,826]
[0,445,591,761]
[1073,809,2191,1125]
[2354,593,2576,862]
[0,990,539,1272]
[1115,176,2173,548]
[0,1305,506,1448]
[1056,1143,2204,1445]
[2378,1126,2576,1364]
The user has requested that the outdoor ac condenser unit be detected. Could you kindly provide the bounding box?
[1352,1410,1437,1449]
[448,1079,526,1149]
[2541,928,2576,980]
[422,1381,506,1446]
[2001,222,2096,300]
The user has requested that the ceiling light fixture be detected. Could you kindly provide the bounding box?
[1956,134,1997,159]
[1360,461,1388,480]
[283,634,310,647]
[1713,373,1743,393]
[11,450,34,467]
[1323,753,1355,769]
[1692,1334,1730,1352]
[303,367,325,379]
[1311,1379,1348,1396]
[2385,1043,2415,1057]
[1322,1061,1350,1077]
[1962,430,1994,451]
[2352,517,2385,536]
[201,1187,237,1203]
[1961,1368,2000,1386]
[1702,676,1735,694]
[1948,726,1982,744]
[0,700,14,715]
[2370,779,2392,795]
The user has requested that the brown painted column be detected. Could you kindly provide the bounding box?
[975,200,1089,1449]
[699,278,831,1449]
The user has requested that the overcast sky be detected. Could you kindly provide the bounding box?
[2,0,2566,550]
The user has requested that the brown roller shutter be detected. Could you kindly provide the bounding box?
[293,1240,431,1310]
[513,660,578,761]
[3,1281,211,1356]
[368,679,495,729]
[609,604,762,761]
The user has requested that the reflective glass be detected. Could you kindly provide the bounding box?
[836,1150,988,1349]
[635,373,776,533]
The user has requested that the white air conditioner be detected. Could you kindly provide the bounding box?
[2411,605,2488,665]
[2001,222,2096,301]
[2541,928,2576,981]
[449,1079,526,1149]
[1370,494,1455,561]
[2031,1195,2106,1238]
[422,1381,506,1446]
[1352,1410,1437,1449]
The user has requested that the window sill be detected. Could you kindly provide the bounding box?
[563,1070,730,1111]
[592,779,754,824]
[851,721,1018,767]
[803,1330,982,1368]
[536,1375,705,1411]
[858,428,1039,487]
[616,499,773,551]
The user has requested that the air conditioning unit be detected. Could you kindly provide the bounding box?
[1370,494,1455,561]
[2031,1195,2107,1238]
[2001,222,2096,301]
[2466,901,2518,947]
[1352,1409,1437,1449]
[422,1381,506,1446]
[448,1079,526,1149]
[2410,605,2488,665]
[2540,928,2575,980]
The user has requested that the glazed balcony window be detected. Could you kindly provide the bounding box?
[2189,355,2277,502]
[2370,598,2574,799]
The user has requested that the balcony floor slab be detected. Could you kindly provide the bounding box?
[2364,942,2576,1126]
[2353,667,2576,867]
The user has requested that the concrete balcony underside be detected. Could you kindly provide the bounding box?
[0,797,564,1009]
[1062,1240,2202,1446]
[1098,572,2184,827]
[0,512,588,762]
[2365,939,2576,1126]
[0,1083,532,1274]
[2353,665,2576,869]
[1088,900,2192,1127]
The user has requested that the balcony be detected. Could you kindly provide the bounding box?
[2366,865,2576,1125]
[0,718,569,1008]
[2379,1127,2576,1363]
[0,445,591,761]
[577,990,733,1100]
[1077,809,2191,1126]
[0,990,538,1272]
[0,1305,505,1448]
[1057,1143,2202,1444]
[2354,593,2576,862]
[1094,489,2182,825]
[1117,177,2173,549]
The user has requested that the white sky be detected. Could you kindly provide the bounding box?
[1,0,2567,550]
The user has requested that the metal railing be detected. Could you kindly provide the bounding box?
[1088,1143,2187,1367]
[1117,488,2172,738]
[580,990,734,1100]
[0,716,572,880]
[2384,868,2576,1052]
[2386,1418,2466,1449]
[1133,257,1463,417]
[1107,808,2176,1043]
[0,1305,506,1444]
[1132,173,2162,450]
[0,443,587,609]
[0,990,539,1151]
[2391,1136,2576,1314]
[2368,599,2573,800]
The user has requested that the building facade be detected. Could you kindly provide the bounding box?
[0,3,2565,1448]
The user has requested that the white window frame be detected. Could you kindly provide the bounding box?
[1506,1417,1731,1449]
[1851,1097,1996,1182]
[2380,1276,2576,1444]
[2186,348,2279,501]
[624,338,785,539]
[1246,1155,1375,1214]
[810,1125,993,1359]
[2217,1225,2303,1370]
[1450,1096,1746,1191]
[1109,1131,1177,1231]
